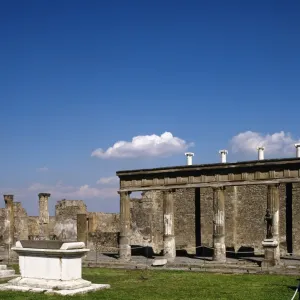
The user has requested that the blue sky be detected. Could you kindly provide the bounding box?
[0,0,300,216]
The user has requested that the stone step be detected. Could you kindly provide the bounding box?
[0,269,16,278]
[0,265,7,270]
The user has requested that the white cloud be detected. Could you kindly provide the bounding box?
[230,131,300,156]
[36,167,49,172]
[97,176,119,185]
[28,181,117,199]
[91,131,194,159]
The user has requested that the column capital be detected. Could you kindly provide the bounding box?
[3,194,14,202]
[38,193,51,198]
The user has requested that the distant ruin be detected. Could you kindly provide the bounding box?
[0,195,120,255]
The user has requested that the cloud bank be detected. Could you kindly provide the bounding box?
[230,131,300,156]
[91,132,194,159]
[96,176,119,185]
[27,181,117,200]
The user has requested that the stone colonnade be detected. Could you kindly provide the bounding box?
[3,193,51,243]
[118,183,281,265]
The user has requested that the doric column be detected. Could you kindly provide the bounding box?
[118,191,131,260]
[262,183,281,267]
[212,186,226,262]
[38,193,51,240]
[267,184,280,241]
[4,195,14,245]
[163,189,176,261]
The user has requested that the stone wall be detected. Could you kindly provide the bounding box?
[128,183,300,255]
[13,202,28,241]
[87,212,120,252]
[53,200,87,241]
[0,209,9,245]
[1,181,300,257]
[130,191,164,254]
[292,183,300,253]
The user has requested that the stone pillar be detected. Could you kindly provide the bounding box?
[212,187,226,262]
[77,214,88,245]
[4,195,14,246]
[163,189,176,261]
[38,193,50,240]
[262,184,280,266]
[118,191,131,261]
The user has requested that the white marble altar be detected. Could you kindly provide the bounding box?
[0,240,110,295]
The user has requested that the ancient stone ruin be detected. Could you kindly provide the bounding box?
[0,195,120,260]
[1,151,300,269]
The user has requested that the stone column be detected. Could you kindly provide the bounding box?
[163,189,176,261]
[4,195,14,246]
[119,191,131,261]
[262,184,280,266]
[38,193,51,240]
[212,187,226,262]
[77,213,88,245]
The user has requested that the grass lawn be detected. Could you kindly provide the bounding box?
[0,268,299,299]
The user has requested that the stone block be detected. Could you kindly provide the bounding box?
[152,258,167,266]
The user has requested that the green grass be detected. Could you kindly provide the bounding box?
[0,268,299,299]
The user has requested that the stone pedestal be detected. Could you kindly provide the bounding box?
[0,240,110,295]
[262,239,279,267]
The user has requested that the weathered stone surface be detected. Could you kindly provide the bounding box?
[152,258,167,266]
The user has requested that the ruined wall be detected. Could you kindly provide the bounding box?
[174,188,196,253]
[0,209,9,245]
[130,191,164,254]
[292,183,300,253]
[13,202,28,241]
[87,212,120,252]
[54,200,87,241]
[129,183,299,255]
[199,187,213,248]
[27,217,40,239]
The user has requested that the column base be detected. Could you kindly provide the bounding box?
[163,235,176,262]
[262,239,280,267]
[119,236,131,261]
[213,241,226,262]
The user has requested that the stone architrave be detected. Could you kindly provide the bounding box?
[163,189,176,262]
[262,184,280,267]
[0,240,110,295]
[118,191,132,261]
[212,186,226,262]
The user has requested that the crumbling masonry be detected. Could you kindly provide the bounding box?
[1,157,300,266]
